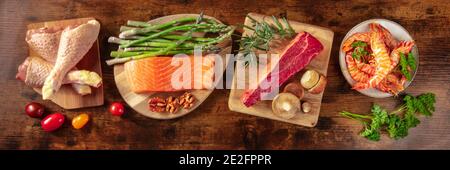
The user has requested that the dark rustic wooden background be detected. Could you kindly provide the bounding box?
[0,0,449,149]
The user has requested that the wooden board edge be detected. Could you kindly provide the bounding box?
[228,13,333,127]
[228,103,318,127]
[228,77,319,127]
[93,40,104,107]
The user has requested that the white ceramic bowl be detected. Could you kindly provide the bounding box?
[339,19,419,98]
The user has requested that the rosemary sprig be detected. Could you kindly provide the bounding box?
[238,15,296,65]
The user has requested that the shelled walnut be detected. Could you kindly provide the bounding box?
[148,92,197,114]
[178,92,196,109]
[166,96,180,113]
[148,97,166,112]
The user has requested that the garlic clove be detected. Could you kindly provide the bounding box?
[302,102,312,113]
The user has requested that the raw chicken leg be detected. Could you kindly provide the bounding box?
[26,27,63,63]
[16,57,102,95]
[42,20,100,99]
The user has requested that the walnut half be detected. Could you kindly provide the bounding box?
[148,97,166,112]
[166,96,180,113]
[179,92,196,109]
[147,92,197,114]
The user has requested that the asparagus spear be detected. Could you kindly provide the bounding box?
[131,21,234,59]
[120,26,139,32]
[107,14,204,65]
[118,34,216,42]
[123,47,192,52]
[162,35,213,42]
[107,13,233,65]
[127,20,152,27]
[176,26,234,48]
[149,12,205,56]
[119,17,197,37]
[120,23,211,48]
[124,47,157,51]
[110,50,194,58]
[109,37,178,46]
[106,50,179,65]
[106,26,234,65]
[106,58,132,65]
[120,35,145,40]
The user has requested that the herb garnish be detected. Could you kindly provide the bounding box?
[351,41,369,61]
[340,93,436,141]
[238,15,296,65]
[399,52,417,81]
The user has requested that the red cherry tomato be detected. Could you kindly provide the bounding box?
[25,102,45,118]
[41,113,65,132]
[109,102,125,116]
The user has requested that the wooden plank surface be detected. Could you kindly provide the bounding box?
[0,0,449,149]
[228,13,334,127]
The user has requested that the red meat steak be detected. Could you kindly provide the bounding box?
[241,32,324,107]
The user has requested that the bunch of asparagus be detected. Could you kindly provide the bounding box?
[106,13,234,65]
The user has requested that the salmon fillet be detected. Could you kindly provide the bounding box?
[124,56,215,93]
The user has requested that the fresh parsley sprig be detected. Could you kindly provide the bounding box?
[399,52,417,81]
[339,93,436,141]
[351,41,369,61]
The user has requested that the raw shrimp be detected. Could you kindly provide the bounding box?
[371,23,398,50]
[376,72,406,95]
[390,41,415,68]
[353,23,392,90]
[346,53,371,82]
[342,32,370,52]
[345,52,375,82]
[354,56,376,75]
[375,41,414,94]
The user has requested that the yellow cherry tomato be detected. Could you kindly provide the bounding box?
[72,113,89,129]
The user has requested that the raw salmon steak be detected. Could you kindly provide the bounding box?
[124,56,215,93]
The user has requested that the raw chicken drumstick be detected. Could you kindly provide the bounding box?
[42,20,100,99]
[16,57,102,95]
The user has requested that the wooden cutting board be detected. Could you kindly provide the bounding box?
[27,17,104,109]
[228,13,334,127]
[113,14,232,119]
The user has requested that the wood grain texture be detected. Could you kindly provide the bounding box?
[0,0,449,149]
[228,13,334,127]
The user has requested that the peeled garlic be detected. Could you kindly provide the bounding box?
[302,102,312,113]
